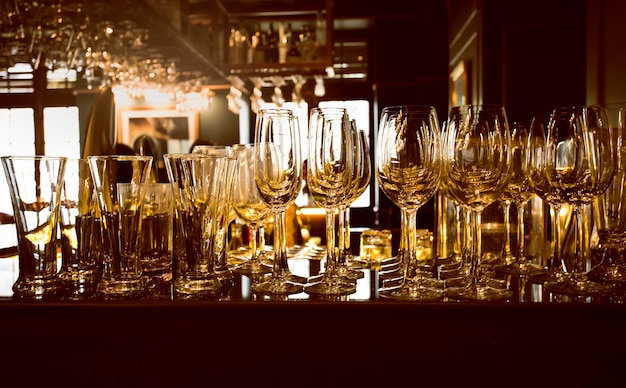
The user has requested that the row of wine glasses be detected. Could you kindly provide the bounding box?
[375,103,621,301]
[219,102,621,302]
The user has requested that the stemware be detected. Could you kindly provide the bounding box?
[587,103,626,287]
[375,105,444,301]
[526,114,568,285]
[335,122,371,277]
[305,106,357,295]
[442,104,514,301]
[494,121,544,276]
[252,108,306,295]
[542,105,616,297]
[230,144,273,276]
[344,125,373,270]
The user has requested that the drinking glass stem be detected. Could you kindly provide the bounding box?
[516,202,526,263]
[249,226,259,264]
[272,210,289,277]
[550,204,564,273]
[454,203,463,258]
[337,206,347,265]
[469,210,484,285]
[503,200,513,260]
[402,208,418,281]
[573,205,586,274]
[325,210,338,276]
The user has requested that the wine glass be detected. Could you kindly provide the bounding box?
[304,106,357,296]
[526,114,568,286]
[342,124,372,271]
[494,121,544,276]
[252,108,306,295]
[543,105,616,297]
[587,103,626,288]
[230,144,273,276]
[375,105,444,301]
[442,104,514,301]
[336,122,370,277]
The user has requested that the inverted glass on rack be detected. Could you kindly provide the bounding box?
[375,105,444,301]
[586,103,626,288]
[442,104,514,301]
[542,105,616,297]
[252,108,305,295]
[304,106,356,296]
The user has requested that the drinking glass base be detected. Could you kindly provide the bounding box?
[97,277,146,300]
[251,276,304,295]
[13,276,65,300]
[543,273,614,297]
[445,283,513,301]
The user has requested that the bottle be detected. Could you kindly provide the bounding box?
[265,22,279,63]
[251,23,266,63]
[286,22,301,62]
[315,11,326,59]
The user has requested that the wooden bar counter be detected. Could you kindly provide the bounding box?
[0,254,625,388]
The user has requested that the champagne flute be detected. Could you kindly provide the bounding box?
[543,105,616,297]
[230,144,273,276]
[305,106,356,295]
[252,108,305,295]
[494,121,544,276]
[375,105,444,301]
[442,104,514,301]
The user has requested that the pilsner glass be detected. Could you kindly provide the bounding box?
[88,155,153,300]
[2,155,67,299]
[375,105,444,301]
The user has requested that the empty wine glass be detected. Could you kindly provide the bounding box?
[230,144,273,276]
[494,121,544,276]
[543,105,616,297]
[336,122,370,276]
[305,106,357,296]
[442,104,514,301]
[587,103,626,288]
[375,105,444,301]
[252,108,306,295]
[526,114,568,286]
[344,124,372,270]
